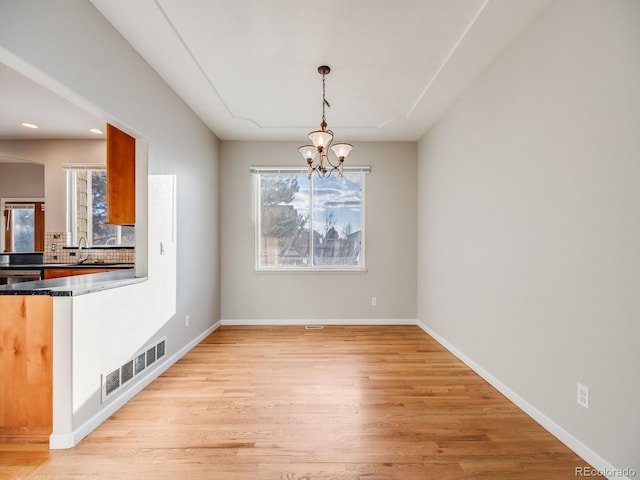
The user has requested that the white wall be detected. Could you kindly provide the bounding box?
[0,0,220,445]
[70,175,177,432]
[418,0,640,473]
[0,139,105,231]
[221,141,417,322]
[0,161,44,199]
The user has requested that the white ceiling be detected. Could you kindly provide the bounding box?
[0,0,551,146]
[0,62,106,142]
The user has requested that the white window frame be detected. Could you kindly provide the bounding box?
[0,197,45,252]
[64,163,130,247]
[252,166,370,272]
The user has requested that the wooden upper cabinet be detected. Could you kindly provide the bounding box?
[106,123,136,225]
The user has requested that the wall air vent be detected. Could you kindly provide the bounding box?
[135,353,146,374]
[105,369,120,396]
[157,339,166,359]
[121,360,134,385]
[101,337,167,403]
[146,347,156,366]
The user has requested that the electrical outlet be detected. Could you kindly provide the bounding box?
[371,297,377,306]
[185,314,190,327]
[577,383,590,409]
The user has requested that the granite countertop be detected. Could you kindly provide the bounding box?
[0,263,135,270]
[0,269,146,296]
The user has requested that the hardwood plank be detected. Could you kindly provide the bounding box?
[2,326,602,479]
[0,442,49,480]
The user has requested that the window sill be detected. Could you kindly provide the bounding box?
[256,267,368,274]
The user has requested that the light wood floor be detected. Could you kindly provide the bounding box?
[2,325,600,479]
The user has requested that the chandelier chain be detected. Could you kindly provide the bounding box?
[322,72,330,126]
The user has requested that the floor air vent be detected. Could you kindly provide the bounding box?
[101,337,167,403]
[305,325,325,330]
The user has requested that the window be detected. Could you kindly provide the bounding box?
[254,168,367,270]
[66,165,135,246]
[3,201,45,252]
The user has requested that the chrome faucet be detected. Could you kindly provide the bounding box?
[78,236,90,264]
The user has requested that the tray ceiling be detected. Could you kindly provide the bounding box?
[0,0,551,142]
[91,0,551,141]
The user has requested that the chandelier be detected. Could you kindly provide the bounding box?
[298,65,353,178]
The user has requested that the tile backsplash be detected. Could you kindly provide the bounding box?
[44,231,135,264]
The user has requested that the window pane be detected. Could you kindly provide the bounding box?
[91,171,118,245]
[312,173,362,266]
[256,171,364,270]
[68,168,135,247]
[11,207,35,252]
[84,171,135,246]
[120,226,136,245]
[259,174,309,267]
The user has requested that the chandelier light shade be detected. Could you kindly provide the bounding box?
[298,65,353,178]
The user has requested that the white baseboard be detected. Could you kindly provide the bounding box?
[50,321,221,450]
[416,320,629,480]
[221,318,417,326]
[48,432,75,449]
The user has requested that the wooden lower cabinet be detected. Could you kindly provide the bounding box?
[0,296,53,442]
[44,268,119,279]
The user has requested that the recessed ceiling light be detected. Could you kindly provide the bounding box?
[89,128,104,135]
[21,122,38,129]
